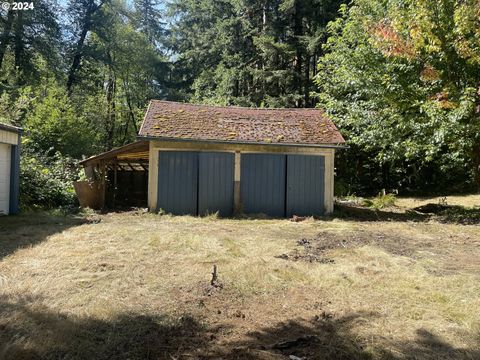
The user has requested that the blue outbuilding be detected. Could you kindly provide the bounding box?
[0,123,22,215]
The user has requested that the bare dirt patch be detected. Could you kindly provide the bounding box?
[275,238,336,264]
[280,225,480,277]
[277,229,427,265]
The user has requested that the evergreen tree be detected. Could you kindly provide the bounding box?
[132,0,165,46]
[65,0,109,93]
[167,0,345,107]
[0,0,60,86]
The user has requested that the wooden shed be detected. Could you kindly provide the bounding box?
[78,141,149,209]
[140,101,346,217]
[0,123,22,215]
[79,101,345,216]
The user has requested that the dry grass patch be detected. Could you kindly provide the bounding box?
[0,200,479,359]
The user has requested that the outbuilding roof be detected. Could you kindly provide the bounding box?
[79,141,149,167]
[0,123,23,134]
[138,100,345,147]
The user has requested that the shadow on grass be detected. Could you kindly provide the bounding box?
[430,204,480,224]
[1,297,477,360]
[0,295,219,360]
[206,204,479,225]
[218,312,377,359]
[331,203,480,224]
[226,207,428,222]
[0,211,89,260]
[218,313,479,360]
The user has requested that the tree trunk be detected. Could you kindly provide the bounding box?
[262,2,267,33]
[473,82,480,191]
[0,9,14,70]
[293,0,303,107]
[66,0,105,94]
[105,69,116,150]
[311,53,317,107]
[304,55,310,107]
[472,142,480,191]
[122,78,137,144]
[67,25,89,93]
[13,11,24,70]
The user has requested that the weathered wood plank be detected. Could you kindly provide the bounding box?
[0,129,18,145]
[148,143,159,211]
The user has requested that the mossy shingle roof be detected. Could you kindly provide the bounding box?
[138,100,345,146]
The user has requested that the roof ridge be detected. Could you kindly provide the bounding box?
[150,99,322,112]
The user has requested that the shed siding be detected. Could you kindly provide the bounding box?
[0,143,11,215]
[286,155,325,217]
[157,151,198,215]
[241,154,286,217]
[149,139,336,155]
[0,129,18,145]
[198,152,234,216]
[9,142,20,214]
[0,127,21,215]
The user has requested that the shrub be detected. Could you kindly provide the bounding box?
[20,146,80,210]
[362,192,397,209]
[23,83,98,158]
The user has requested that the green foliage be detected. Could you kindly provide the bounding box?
[0,0,61,86]
[24,83,98,158]
[20,146,80,210]
[65,0,169,150]
[316,0,480,193]
[168,0,345,107]
[0,87,32,125]
[362,193,396,209]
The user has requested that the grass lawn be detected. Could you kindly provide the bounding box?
[0,196,479,359]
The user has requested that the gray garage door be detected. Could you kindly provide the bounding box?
[286,155,325,217]
[241,154,286,217]
[157,151,234,216]
[158,152,325,217]
[157,151,198,215]
[198,152,234,216]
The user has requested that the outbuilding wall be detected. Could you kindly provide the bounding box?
[148,140,336,216]
[0,127,21,215]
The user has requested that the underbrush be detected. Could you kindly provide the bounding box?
[20,146,80,210]
[362,193,397,209]
[337,192,397,210]
[412,203,480,225]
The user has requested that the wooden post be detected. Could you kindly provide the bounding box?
[84,165,95,181]
[325,150,335,214]
[233,151,241,214]
[98,161,106,209]
[113,160,118,209]
[148,144,159,211]
[211,265,218,286]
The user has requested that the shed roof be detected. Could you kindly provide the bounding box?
[138,100,345,147]
[79,141,149,168]
[0,123,23,134]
